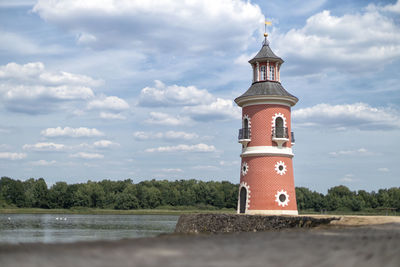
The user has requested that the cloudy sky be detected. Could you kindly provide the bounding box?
[0,0,399,192]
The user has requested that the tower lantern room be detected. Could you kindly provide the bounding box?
[235,31,299,215]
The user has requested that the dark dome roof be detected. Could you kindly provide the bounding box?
[249,43,283,64]
[235,81,298,105]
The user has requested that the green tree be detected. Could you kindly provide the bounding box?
[48,182,69,209]
[32,178,49,208]
[74,181,105,208]
[0,177,26,207]
[114,184,139,210]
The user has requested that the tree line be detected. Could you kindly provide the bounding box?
[0,177,399,212]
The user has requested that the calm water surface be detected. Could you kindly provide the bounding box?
[0,214,179,244]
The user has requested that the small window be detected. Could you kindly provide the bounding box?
[244,118,249,130]
[275,117,284,138]
[260,66,266,80]
[269,66,275,80]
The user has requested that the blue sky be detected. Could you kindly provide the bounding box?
[0,0,399,192]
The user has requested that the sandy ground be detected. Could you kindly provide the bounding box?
[308,215,400,226]
[0,216,399,267]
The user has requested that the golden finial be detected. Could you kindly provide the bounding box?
[264,19,272,44]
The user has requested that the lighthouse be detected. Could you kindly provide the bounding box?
[236,31,299,215]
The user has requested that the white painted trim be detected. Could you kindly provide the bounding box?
[237,182,251,214]
[242,101,291,107]
[241,162,249,176]
[275,189,290,207]
[242,114,251,128]
[274,161,287,175]
[271,113,287,128]
[237,95,297,107]
[246,210,298,215]
[241,146,294,157]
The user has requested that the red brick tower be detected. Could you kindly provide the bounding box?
[236,32,298,215]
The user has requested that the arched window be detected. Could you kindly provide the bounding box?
[269,66,275,80]
[275,117,284,138]
[243,118,249,139]
[260,65,266,80]
[244,118,249,130]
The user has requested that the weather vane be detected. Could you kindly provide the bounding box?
[264,19,272,44]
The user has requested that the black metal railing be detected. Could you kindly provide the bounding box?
[291,131,295,143]
[272,127,289,139]
[238,128,251,140]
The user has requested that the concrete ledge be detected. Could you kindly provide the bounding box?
[174,213,339,234]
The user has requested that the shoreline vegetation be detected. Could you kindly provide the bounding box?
[0,207,236,215]
[0,207,398,216]
[1,176,399,216]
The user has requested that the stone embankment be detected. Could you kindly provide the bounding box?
[175,213,339,234]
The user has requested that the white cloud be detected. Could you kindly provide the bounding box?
[41,127,104,138]
[369,0,400,14]
[70,152,104,159]
[145,143,216,153]
[0,62,102,114]
[183,98,241,121]
[377,167,390,172]
[0,144,11,150]
[93,140,120,148]
[219,160,239,166]
[329,148,372,157]
[4,85,94,100]
[0,1,36,7]
[0,62,102,87]
[133,131,198,141]
[77,32,97,44]
[160,168,183,173]
[0,31,64,55]
[192,165,220,171]
[99,112,126,120]
[340,174,356,183]
[145,112,191,126]
[138,80,214,107]
[23,142,66,152]
[87,95,129,111]
[275,5,400,73]
[140,81,241,122]
[29,160,56,166]
[292,103,400,130]
[32,0,263,54]
[0,152,27,160]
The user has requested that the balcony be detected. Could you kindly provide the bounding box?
[238,128,251,145]
[291,131,295,145]
[272,127,289,148]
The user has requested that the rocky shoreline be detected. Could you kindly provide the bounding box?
[175,213,339,233]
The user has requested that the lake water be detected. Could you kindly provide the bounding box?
[0,214,179,244]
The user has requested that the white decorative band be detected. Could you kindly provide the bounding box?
[245,210,298,215]
[241,100,292,108]
[237,95,297,107]
[241,146,294,157]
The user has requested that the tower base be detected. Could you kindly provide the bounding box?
[240,209,298,216]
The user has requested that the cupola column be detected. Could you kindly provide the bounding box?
[275,62,278,82]
[252,64,256,83]
[266,60,269,80]
[256,62,260,82]
[277,63,280,82]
